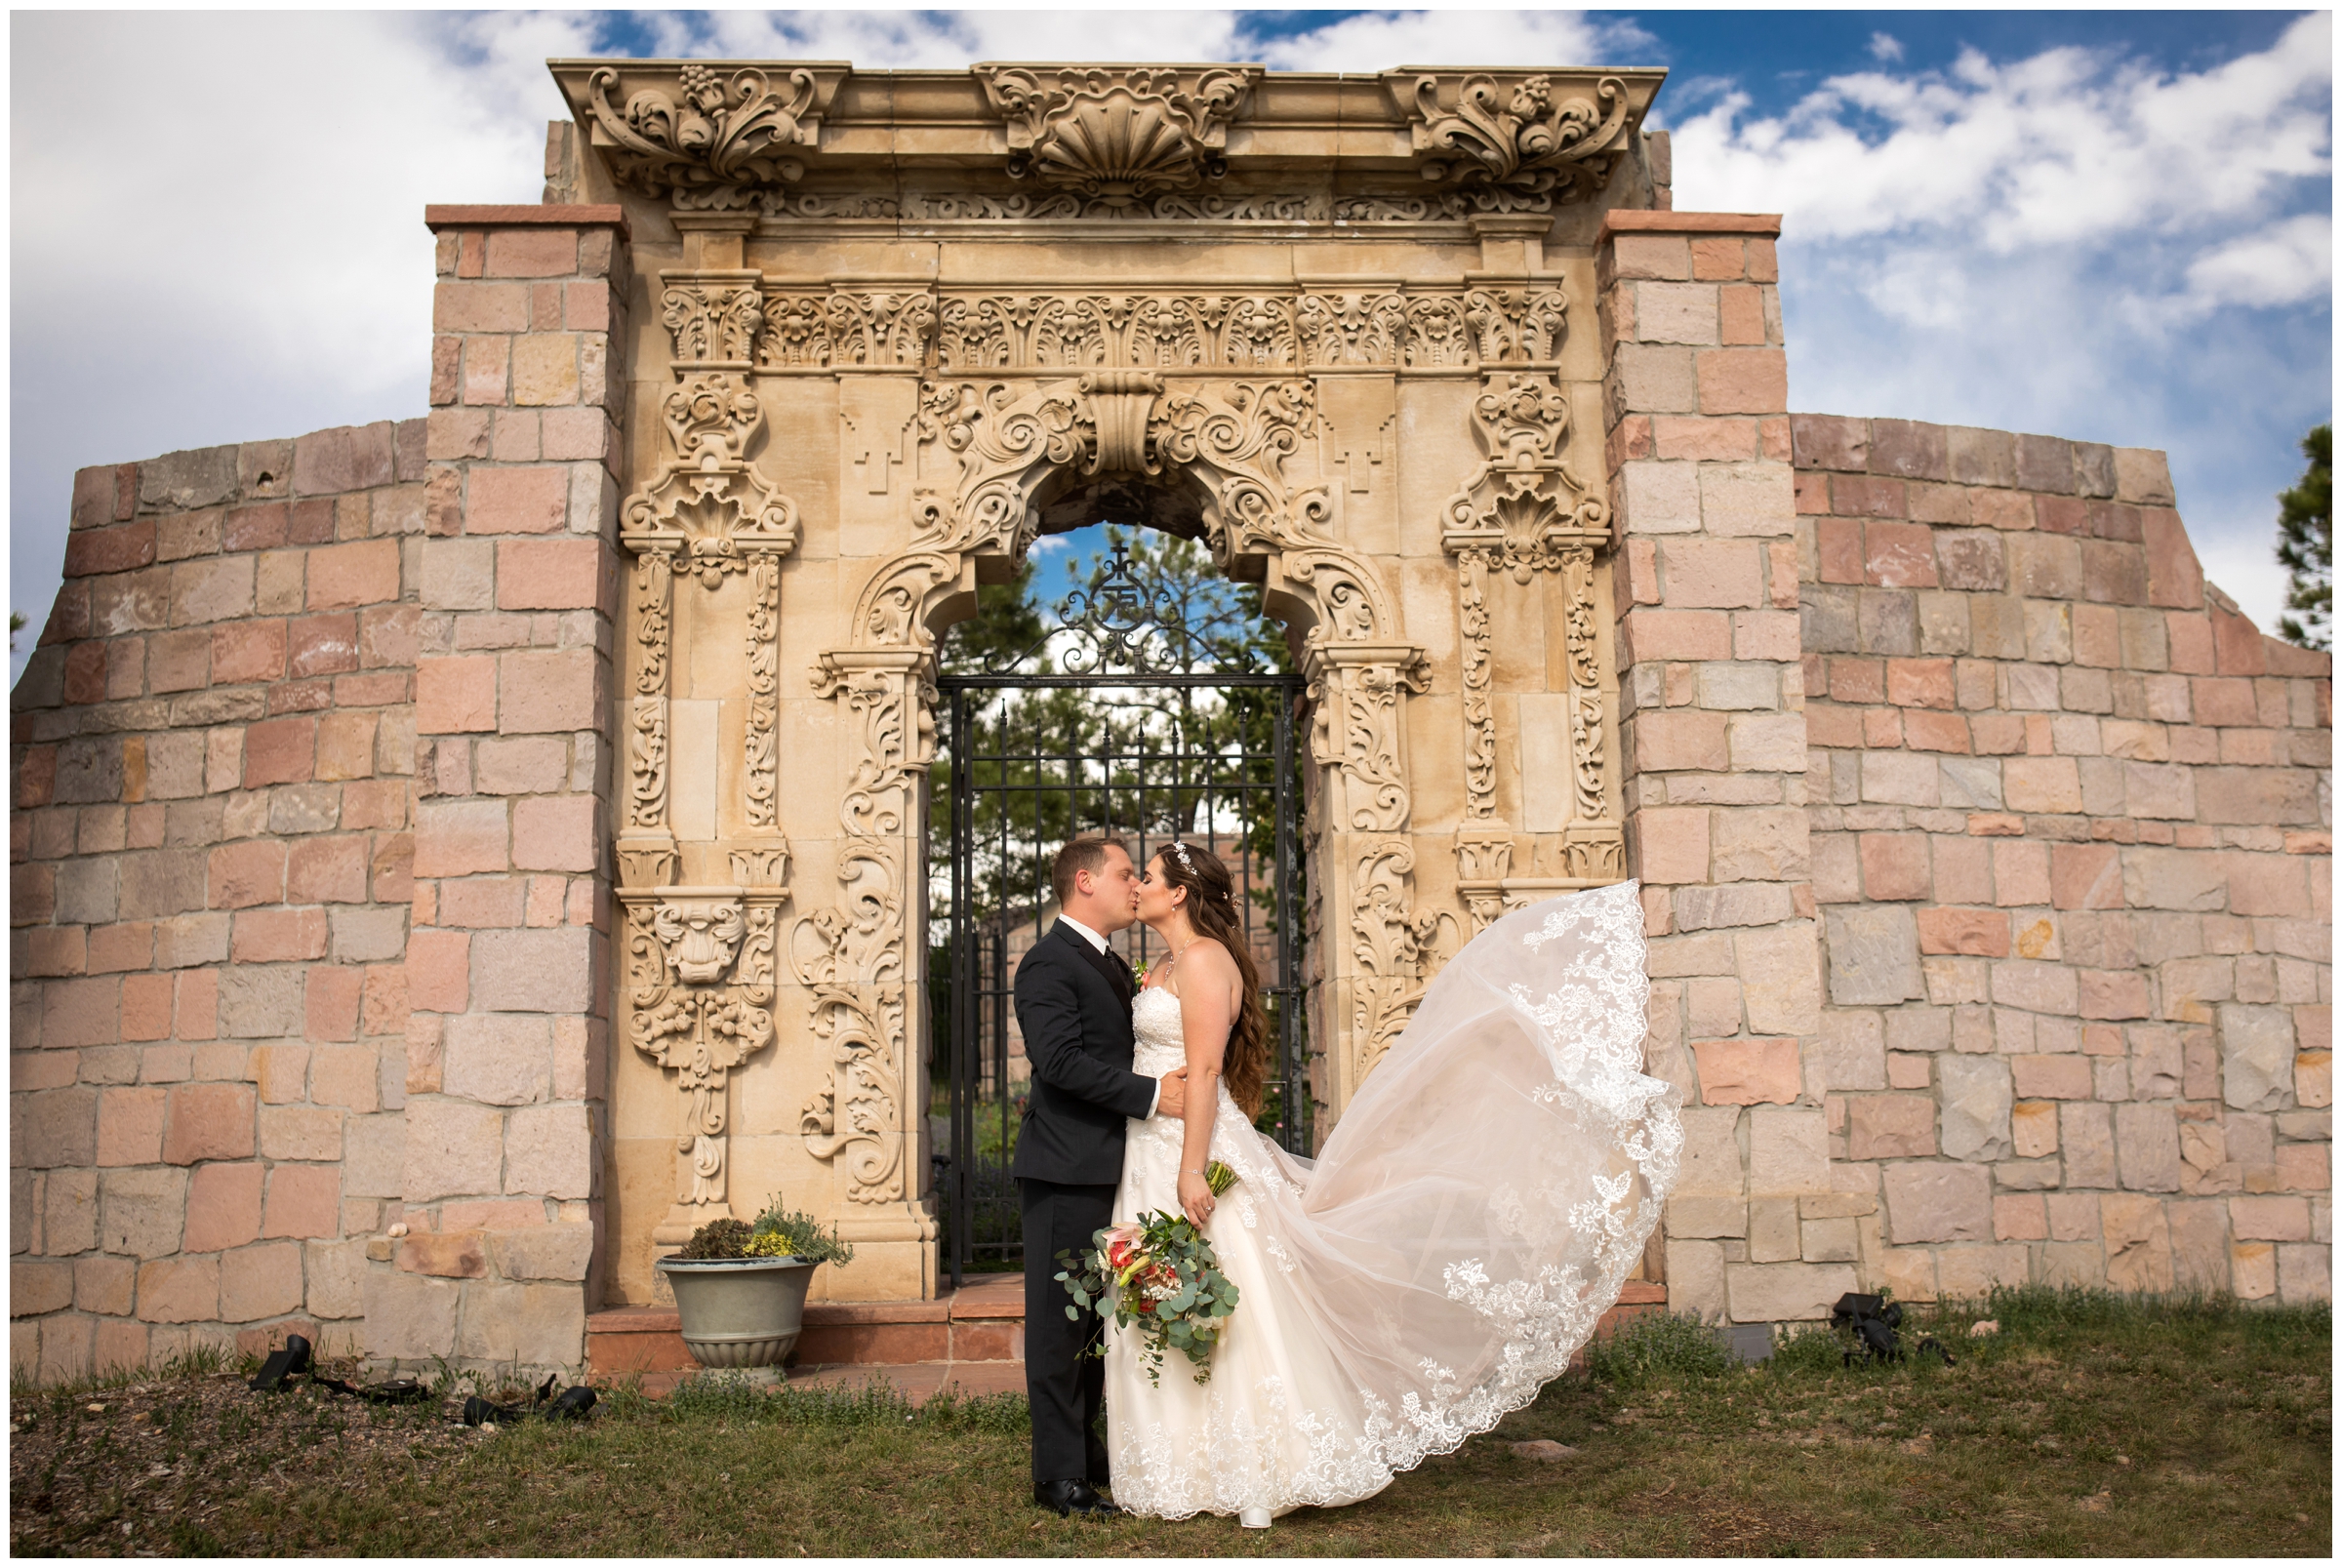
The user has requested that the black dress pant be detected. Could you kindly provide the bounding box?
[1021,1177,1117,1485]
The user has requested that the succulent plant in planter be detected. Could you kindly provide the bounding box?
[658,1197,855,1372]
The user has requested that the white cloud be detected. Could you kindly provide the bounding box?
[2185,213,2334,310]
[1672,14,2330,635]
[1674,15,2330,251]
[1868,32,1904,64]
[1247,10,1651,71]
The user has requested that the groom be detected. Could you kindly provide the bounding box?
[1013,835,1187,1517]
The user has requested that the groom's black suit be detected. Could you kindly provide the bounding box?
[1013,919,1157,1488]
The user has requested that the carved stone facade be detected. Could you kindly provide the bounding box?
[545,60,1660,1301]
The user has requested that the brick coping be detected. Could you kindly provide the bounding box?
[424,203,629,236]
[1602,210,1782,237]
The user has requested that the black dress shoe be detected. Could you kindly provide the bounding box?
[1034,1477,1123,1517]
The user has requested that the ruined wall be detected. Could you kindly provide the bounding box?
[12,423,424,1384]
[1783,415,2331,1307]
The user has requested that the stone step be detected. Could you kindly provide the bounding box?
[586,1272,1026,1376]
[587,1274,1664,1383]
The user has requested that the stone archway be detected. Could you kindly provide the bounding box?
[594,62,1642,1306]
[790,372,1433,1289]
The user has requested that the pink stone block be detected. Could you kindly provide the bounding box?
[163,1080,257,1165]
[1693,1038,1801,1105]
[305,540,401,611]
[466,466,569,535]
[417,655,499,734]
[2010,1055,2093,1101]
[208,840,287,910]
[96,1086,167,1167]
[1848,1094,1936,1158]
[1634,807,1711,885]
[494,538,605,612]
[182,1161,265,1252]
[262,1165,343,1239]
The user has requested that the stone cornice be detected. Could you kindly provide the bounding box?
[547,59,1667,217]
[424,203,630,236]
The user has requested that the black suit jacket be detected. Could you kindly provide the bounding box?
[1010,921,1157,1186]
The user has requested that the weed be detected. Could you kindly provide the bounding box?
[1583,1311,1733,1387]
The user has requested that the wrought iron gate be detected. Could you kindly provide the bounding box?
[933,538,1309,1286]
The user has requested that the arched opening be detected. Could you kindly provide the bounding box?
[923,481,1313,1287]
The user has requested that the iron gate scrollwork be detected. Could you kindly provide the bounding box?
[935,535,1309,1286]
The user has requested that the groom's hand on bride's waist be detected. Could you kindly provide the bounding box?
[1155,1067,1188,1118]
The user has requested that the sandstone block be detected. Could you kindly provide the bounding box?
[1883,1161,1991,1243]
[2061,1101,2119,1187]
[95,1087,167,1168]
[2012,1100,2059,1158]
[161,1081,255,1165]
[1693,1038,1800,1106]
[1825,905,1923,1005]
[217,1241,304,1322]
[1815,1011,1885,1092]
[470,926,595,1014]
[1632,807,1710,884]
[362,1267,460,1361]
[404,1099,505,1201]
[11,1260,73,1317]
[2101,1192,2174,1291]
[1724,1261,1856,1323]
[2220,1004,2295,1111]
[1675,1106,1746,1197]
[489,1223,594,1281]
[135,1256,221,1324]
[1847,1095,1935,1159]
[1937,1054,2013,1161]
[262,1165,342,1239]
[397,1229,489,1278]
[1737,923,1822,1035]
[72,1254,137,1316]
[97,1165,183,1264]
[2115,1103,2181,1192]
[1663,1239,1725,1321]
[467,466,569,535]
[505,1105,592,1199]
[1933,1242,2030,1298]
[1749,1106,1829,1195]
[217,966,304,1039]
[2277,1243,2331,1304]
[455,1278,586,1370]
[444,1014,553,1106]
[182,1161,263,1253]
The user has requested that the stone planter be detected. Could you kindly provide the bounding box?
[655,1257,819,1369]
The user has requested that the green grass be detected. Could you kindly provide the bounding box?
[10,1287,2329,1556]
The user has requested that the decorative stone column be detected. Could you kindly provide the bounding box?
[1598,211,1836,1326]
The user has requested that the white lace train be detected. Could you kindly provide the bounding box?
[1103,881,1680,1520]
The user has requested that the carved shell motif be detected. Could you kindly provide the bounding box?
[1032,88,1208,207]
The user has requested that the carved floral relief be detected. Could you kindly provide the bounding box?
[1405,73,1636,210]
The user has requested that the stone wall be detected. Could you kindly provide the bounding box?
[1597,216,2333,1323]
[1784,414,2331,1308]
[12,422,424,1384]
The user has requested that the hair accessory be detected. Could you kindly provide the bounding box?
[1169,841,1195,873]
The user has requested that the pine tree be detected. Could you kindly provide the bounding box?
[2276,423,2330,650]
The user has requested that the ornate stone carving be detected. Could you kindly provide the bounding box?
[1308,650,1431,835]
[626,886,786,1238]
[1405,74,1635,209]
[1439,366,1623,907]
[660,272,765,364]
[586,64,836,209]
[624,280,802,850]
[789,837,911,1204]
[1296,293,1407,367]
[626,550,674,840]
[1441,371,1606,580]
[1453,827,1514,936]
[1454,543,1498,820]
[1349,840,1459,1083]
[1335,194,1473,223]
[917,288,1561,371]
[975,66,1259,210]
[754,291,937,369]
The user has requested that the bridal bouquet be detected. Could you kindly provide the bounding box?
[1056,1166,1241,1387]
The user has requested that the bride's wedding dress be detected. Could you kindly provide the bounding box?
[1102,881,1681,1522]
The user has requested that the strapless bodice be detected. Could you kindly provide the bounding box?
[1132,985,1187,1075]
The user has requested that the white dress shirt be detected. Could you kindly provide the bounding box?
[1059,914,1161,1117]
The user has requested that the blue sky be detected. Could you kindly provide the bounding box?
[11,10,2331,677]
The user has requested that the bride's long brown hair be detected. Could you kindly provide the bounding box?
[1153,840,1270,1117]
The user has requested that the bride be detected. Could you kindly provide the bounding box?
[1102,841,1679,1527]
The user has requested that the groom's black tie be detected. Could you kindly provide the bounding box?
[1108,949,1135,1007]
